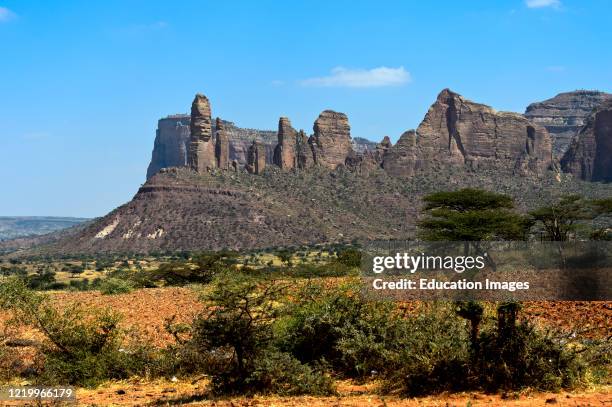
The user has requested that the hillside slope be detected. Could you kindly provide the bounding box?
[33,165,612,255]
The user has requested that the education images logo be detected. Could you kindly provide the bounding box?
[369,251,530,292]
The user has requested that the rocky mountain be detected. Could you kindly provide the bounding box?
[525,90,612,158]
[382,89,553,177]
[561,100,612,182]
[16,88,612,255]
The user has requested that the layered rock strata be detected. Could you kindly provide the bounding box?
[525,90,612,158]
[561,101,612,182]
[382,89,553,177]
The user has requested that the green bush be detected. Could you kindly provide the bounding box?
[380,305,471,396]
[335,248,362,268]
[98,278,134,295]
[152,251,237,286]
[276,282,362,368]
[0,278,155,387]
[473,302,588,392]
[188,272,287,394]
[248,350,335,396]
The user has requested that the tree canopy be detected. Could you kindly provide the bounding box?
[418,189,530,242]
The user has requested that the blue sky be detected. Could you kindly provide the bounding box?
[1,0,611,217]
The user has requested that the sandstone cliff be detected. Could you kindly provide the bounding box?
[273,117,297,170]
[147,116,277,179]
[188,94,216,172]
[525,90,612,158]
[146,115,190,179]
[561,100,612,182]
[246,140,266,174]
[215,117,230,170]
[296,130,314,169]
[311,110,354,169]
[383,89,553,177]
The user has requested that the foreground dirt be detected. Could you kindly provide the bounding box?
[75,380,611,406]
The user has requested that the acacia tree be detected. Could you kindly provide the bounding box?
[418,188,530,244]
[529,195,594,241]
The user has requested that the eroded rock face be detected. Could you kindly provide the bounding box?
[246,140,266,174]
[561,101,612,182]
[273,117,297,170]
[311,110,354,169]
[147,115,278,179]
[383,89,553,177]
[525,90,612,158]
[188,94,216,172]
[215,117,230,170]
[146,115,190,179]
[296,130,314,169]
[375,136,392,163]
[382,131,418,177]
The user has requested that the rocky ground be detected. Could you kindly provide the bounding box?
[74,379,611,406]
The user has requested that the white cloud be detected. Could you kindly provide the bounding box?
[525,0,561,9]
[300,66,411,88]
[0,6,16,22]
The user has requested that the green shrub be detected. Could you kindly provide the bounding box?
[248,350,335,396]
[335,248,362,268]
[98,278,134,295]
[0,278,155,387]
[380,305,471,396]
[152,251,237,286]
[473,302,588,392]
[276,282,357,367]
[188,272,293,395]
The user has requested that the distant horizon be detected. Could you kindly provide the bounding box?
[2,0,612,218]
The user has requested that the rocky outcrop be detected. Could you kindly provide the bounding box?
[146,115,190,179]
[273,117,297,170]
[147,117,277,179]
[561,101,612,182]
[296,130,314,169]
[246,140,266,174]
[215,118,230,169]
[188,94,216,172]
[374,136,392,163]
[382,131,418,177]
[525,90,612,158]
[311,110,354,169]
[383,89,553,177]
